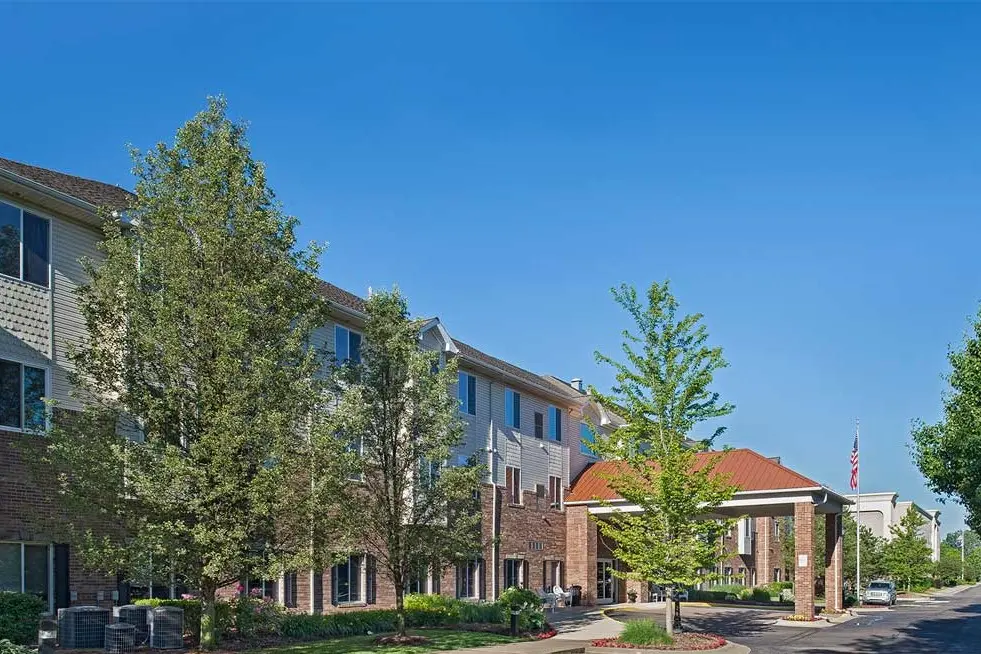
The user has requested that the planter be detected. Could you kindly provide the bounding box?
[590,633,727,651]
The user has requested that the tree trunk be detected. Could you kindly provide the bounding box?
[664,586,675,635]
[200,581,218,650]
[395,585,406,637]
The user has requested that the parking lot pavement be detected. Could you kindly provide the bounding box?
[607,584,981,653]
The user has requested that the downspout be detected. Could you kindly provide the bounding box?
[488,380,498,601]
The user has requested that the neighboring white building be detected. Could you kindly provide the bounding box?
[843,492,941,562]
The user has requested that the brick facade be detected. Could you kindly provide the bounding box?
[793,502,815,619]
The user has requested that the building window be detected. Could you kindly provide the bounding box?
[0,359,47,431]
[548,475,563,510]
[505,388,520,429]
[334,325,362,364]
[723,567,733,584]
[456,559,481,599]
[332,555,364,604]
[773,568,781,583]
[579,422,596,456]
[0,201,50,288]
[503,559,526,590]
[0,542,50,605]
[534,412,544,439]
[283,571,298,608]
[544,561,562,591]
[245,576,278,600]
[773,519,780,539]
[345,433,363,482]
[548,406,562,441]
[505,466,521,505]
[407,563,440,595]
[458,373,476,415]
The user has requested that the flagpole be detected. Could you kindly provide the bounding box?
[855,419,861,594]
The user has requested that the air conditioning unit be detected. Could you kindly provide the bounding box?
[149,606,184,649]
[58,606,111,648]
[114,604,151,645]
[104,622,136,654]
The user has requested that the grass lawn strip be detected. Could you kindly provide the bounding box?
[244,629,525,654]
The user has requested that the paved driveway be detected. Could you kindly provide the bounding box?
[609,585,981,653]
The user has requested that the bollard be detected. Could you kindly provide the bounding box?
[674,598,682,631]
[510,610,520,636]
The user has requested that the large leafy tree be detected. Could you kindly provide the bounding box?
[912,308,981,531]
[589,282,737,635]
[883,507,933,592]
[41,98,343,648]
[943,529,980,554]
[935,543,963,586]
[805,512,887,589]
[322,290,483,636]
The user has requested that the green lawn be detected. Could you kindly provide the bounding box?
[252,630,525,654]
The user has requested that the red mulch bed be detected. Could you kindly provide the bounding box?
[591,633,726,650]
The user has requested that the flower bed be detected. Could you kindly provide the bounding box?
[591,634,727,651]
[533,626,557,640]
[781,614,820,622]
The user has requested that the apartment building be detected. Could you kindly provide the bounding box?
[1,157,805,614]
[844,492,942,562]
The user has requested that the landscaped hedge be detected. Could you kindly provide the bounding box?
[279,595,510,641]
[0,592,46,645]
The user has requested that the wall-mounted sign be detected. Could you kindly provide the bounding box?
[798,554,808,567]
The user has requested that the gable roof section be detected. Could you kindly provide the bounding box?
[0,157,133,210]
[566,448,821,503]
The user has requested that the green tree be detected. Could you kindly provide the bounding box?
[943,529,980,554]
[883,507,933,592]
[322,290,484,636]
[935,543,963,586]
[912,308,981,531]
[40,98,342,648]
[589,282,737,635]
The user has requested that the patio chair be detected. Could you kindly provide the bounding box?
[552,585,573,606]
[537,588,558,611]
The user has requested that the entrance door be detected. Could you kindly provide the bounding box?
[596,559,616,604]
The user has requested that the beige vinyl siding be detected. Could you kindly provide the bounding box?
[50,215,102,409]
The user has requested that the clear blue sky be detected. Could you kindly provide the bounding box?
[4,4,979,533]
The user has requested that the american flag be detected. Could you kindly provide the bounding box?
[849,433,859,490]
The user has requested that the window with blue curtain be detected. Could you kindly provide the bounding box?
[548,406,562,441]
[505,388,520,429]
[580,422,596,457]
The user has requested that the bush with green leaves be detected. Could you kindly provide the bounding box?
[497,587,545,631]
[621,620,673,646]
[231,596,285,638]
[280,610,399,639]
[750,588,771,602]
[0,592,45,645]
[403,594,461,626]
[458,601,504,625]
[0,639,34,654]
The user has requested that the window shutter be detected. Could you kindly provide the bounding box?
[468,375,476,414]
[54,544,70,609]
[330,564,337,606]
[523,560,529,589]
[366,555,377,604]
[513,393,520,429]
[313,572,324,614]
[479,560,487,600]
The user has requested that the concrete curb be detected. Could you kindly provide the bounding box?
[585,642,749,654]
[773,613,858,629]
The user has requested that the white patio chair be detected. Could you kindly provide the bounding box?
[552,585,573,606]
[537,588,558,611]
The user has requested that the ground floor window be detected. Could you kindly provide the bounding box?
[333,555,370,605]
[0,542,50,606]
[283,571,298,608]
[246,576,279,600]
[723,567,733,584]
[456,559,481,599]
[503,559,526,590]
[407,563,440,595]
[773,568,781,583]
[544,561,562,591]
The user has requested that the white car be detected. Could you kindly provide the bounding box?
[864,580,897,606]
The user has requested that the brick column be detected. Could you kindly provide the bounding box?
[793,502,815,619]
[754,517,772,586]
[566,505,597,605]
[824,513,843,612]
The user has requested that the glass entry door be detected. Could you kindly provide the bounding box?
[596,559,616,604]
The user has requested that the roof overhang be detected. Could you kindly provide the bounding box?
[567,485,853,517]
[420,318,460,355]
[0,167,103,227]
[454,353,582,407]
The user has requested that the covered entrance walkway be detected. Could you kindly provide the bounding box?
[564,448,853,619]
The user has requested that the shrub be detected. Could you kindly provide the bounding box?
[134,598,233,642]
[0,639,33,654]
[0,592,46,645]
[737,588,753,600]
[620,619,673,646]
[403,594,461,626]
[750,588,771,602]
[497,587,545,631]
[231,596,284,638]
[280,610,399,639]
[458,601,503,625]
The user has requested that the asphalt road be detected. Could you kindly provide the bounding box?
[607,585,981,653]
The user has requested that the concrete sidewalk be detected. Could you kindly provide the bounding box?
[452,605,624,654]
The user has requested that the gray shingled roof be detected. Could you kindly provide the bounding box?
[0,157,133,210]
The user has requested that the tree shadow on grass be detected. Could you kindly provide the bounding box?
[606,607,785,639]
